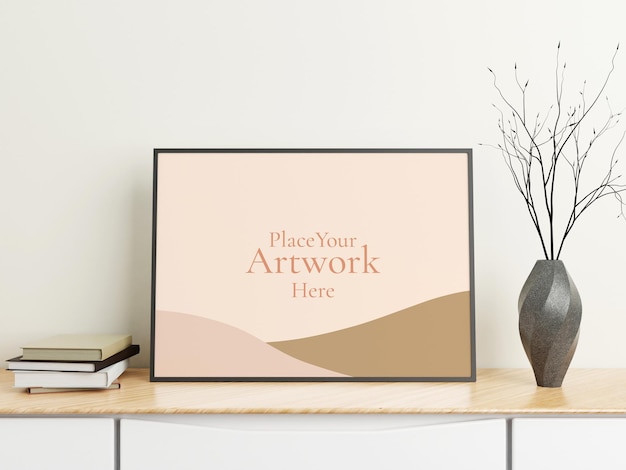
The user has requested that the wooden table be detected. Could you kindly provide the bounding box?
[2,368,626,415]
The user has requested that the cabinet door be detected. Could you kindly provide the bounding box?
[0,418,114,470]
[121,417,506,470]
[513,418,626,470]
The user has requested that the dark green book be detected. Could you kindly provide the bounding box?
[8,344,140,372]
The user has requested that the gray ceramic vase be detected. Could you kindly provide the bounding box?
[518,260,582,387]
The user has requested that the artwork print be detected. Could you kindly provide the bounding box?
[151,149,475,381]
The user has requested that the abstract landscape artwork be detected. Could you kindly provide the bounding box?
[151,149,475,381]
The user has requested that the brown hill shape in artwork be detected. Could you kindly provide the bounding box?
[268,291,472,377]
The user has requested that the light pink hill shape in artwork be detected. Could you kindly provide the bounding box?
[154,310,347,377]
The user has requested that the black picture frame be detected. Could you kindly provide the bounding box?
[151,149,475,382]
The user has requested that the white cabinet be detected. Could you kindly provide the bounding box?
[513,418,626,470]
[0,418,114,470]
[6,370,626,470]
[120,416,506,470]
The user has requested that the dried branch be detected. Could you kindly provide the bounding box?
[482,44,625,260]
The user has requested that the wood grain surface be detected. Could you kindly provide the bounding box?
[1,368,626,415]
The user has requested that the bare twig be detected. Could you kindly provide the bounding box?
[482,44,625,260]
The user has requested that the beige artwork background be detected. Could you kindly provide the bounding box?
[155,152,470,342]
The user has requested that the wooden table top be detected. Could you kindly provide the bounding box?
[1,368,626,415]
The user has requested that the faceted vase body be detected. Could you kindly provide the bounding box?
[518,260,582,387]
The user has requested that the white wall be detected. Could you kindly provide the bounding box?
[1,0,625,370]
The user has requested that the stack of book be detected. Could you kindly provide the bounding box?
[7,334,139,393]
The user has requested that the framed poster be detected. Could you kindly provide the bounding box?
[151,149,475,382]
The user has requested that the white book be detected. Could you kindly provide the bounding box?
[13,359,129,389]
[26,383,121,394]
